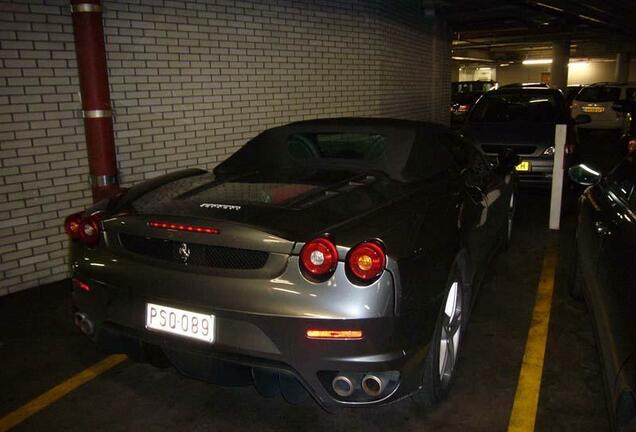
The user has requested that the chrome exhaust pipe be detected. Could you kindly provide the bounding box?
[361,374,384,397]
[331,375,354,397]
[74,312,94,336]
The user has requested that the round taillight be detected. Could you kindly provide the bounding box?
[64,212,83,240]
[300,237,338,279]
[79,214,101,246]
[347,241,385,283]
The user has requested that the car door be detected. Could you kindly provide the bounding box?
[592,158,636,396]
[443,132,506,286]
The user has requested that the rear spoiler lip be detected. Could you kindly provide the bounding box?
[107,168,207,213]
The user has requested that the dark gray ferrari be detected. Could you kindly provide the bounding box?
[65,118,518,410]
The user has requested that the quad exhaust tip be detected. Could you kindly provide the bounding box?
[73,312,94,336]
[361,374,384,397]
[331,375,354,397]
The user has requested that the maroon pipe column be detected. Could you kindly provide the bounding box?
[70,0,119,202]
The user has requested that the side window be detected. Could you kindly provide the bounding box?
[626,88,636,102]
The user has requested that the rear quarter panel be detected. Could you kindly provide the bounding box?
[330,177,462,343]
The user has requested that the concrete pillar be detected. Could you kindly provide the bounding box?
[551,39,570,91]
[615,52,631,82]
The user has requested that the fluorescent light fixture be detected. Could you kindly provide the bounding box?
[534,2,564,12]
[523,59,552,65]
[499,63,511,67]
[578,14,605,24]
[523,58,592,67]
[452,56,495,63]
[568,60,589,68]
[580,164,600,176]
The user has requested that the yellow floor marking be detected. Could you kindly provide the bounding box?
[0,354,127,432]
[507,240,558,432]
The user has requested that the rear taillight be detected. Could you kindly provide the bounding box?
[346,241,385,283]
[64,212,82,240]
[72,278,91,292]
[299,237,338,280]
[64,212,101,246]
[458,104,471,112]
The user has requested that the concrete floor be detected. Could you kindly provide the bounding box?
[0,129,624,431]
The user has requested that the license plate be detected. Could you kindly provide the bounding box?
[582,105,605,113]
[515,161,530,171]
[146,303,215,343]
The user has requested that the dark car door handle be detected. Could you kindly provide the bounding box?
[595,221,612,236]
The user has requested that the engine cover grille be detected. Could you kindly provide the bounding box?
[119,233,269,270]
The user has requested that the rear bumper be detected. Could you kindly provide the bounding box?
[573,115,625,130]
[486,155,555,185]
[71,277,428,410]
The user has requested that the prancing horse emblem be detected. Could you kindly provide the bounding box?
[178,242,191,264]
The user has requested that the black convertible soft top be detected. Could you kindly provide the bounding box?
[214,118,452,182]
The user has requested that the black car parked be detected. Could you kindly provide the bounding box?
[450,80,497,126]
[570,155,636,431]
[461,86,588,185]
[614,100,636,156]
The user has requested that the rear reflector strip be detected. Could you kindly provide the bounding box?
[72,278,91,292]
[148,221,220,235]
[306,329,363,340]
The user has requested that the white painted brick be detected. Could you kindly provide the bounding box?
[0,0,450,295]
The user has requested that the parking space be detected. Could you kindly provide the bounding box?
[2,1,636,431]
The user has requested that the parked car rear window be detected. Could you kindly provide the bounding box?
[288,133,386,161]
[469,92,559,123]
[452,82,495,94]
[576,86,621,103]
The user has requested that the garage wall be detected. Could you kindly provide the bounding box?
[495,60,636,86]
[0,0,451,295]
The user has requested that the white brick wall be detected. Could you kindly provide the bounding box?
[0,0,451,295]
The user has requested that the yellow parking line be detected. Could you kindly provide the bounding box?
[507,240,558,432]
[0,354,127,432]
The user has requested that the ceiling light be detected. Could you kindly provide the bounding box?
[523,59,552,65]
[452,56,495,63]
[534,2,564,12]
[568,61,590,69]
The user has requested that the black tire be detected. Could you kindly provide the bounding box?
[412,268,465,407]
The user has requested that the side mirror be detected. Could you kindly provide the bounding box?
[568,164,602,186]
[573,114,592,125]
[498,148,521,172]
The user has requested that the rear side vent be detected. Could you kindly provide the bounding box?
[119,233,269,270]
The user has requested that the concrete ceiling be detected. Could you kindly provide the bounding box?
[431,0,636,62]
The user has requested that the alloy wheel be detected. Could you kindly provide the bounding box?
[439,281,462,387]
